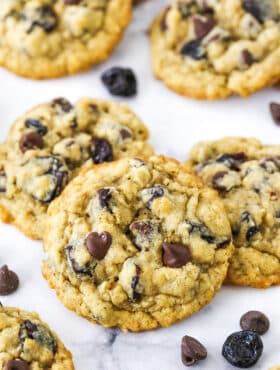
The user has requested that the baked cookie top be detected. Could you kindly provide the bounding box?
[0,0,131,79]
[189,137,280,288]
[0,97,153,240]
[42,155,233,331]
[0,306,74,370]
[150,0,280,99]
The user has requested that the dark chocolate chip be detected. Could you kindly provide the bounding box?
[241,49,255,66]
[211,171,228,191]
[27,5,58,33]
[243,0,278,23]
[180,39,207,60]
[19,132,44,153]
[4,359,30,370]
[193,14,215,39]
[98,188,112,211]
[131,265,142,301]
[270,102,280,125]
[101,67,137,97]
[240,311,270,335]
[20,320,57,354]
[64,0,82,4]
[91,138,113,164]
[187,221,231,247]
[86,232,112,260]
[65,245,92,276]
[160,6,171,31]
[51,98,73,113]
[120,129,132,140]
[0,171,6,193]
[144,186,164,207]
[25,119,48,136]
[216,152,248,170]
[162,243,191,268]
[222,330,263,368]
[240,211,260,241]
[130,221,154,237]
[181,335,207,367]
[0,265,19,296]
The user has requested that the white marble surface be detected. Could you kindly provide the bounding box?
[1,1,280,369]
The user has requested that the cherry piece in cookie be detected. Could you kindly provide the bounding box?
[0,265,19,295]
[240,311,270,335]
[181,335,207,367]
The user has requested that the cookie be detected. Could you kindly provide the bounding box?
[0,306,74,369]
[0,0,132,79]
[42,155,233,331]
[189,137,280,288]
[0,97,153,240]
[150,0,280,99]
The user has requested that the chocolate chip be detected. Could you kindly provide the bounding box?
[243,0,278,23]
[193,14,215,39]
[181,335,207,367]
[130,221,154,236]
[162,243,191,268]
[0,265,19,296]
[160,6,171,31]
[19,132,44,153]
[25,119,48,136]
[91,138,113,164]
[86,232,112,260]
[143,186,164,208]
[27,5,58,33]
[0,171,6,193]
[270,102,280,125]
[186,221,231,247]
[101,67,137,97]
[241,49,254,67]
[51,98,74,113]
[240,211,260,241]
[180,39,207,60]
[130,220,156,250]
[20,320,57,354]
[216,152,248,170]
[120,129,132,140]
[211,171,228,191]
[64,0,82,4]
[65,245,92,276]
[131,265,142,301]
[4,359,30,370]
[98,188,112,211]
[240,311,270,335]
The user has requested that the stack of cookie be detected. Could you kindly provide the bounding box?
[1,0,280,369]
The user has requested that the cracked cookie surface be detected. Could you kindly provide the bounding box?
[190,137,280,288]
[150,0,280,99]
[0,97,153,240]
[42,155,233,331]
[0,0,132,79]
[0,306,74,369]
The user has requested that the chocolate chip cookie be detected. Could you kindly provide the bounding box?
[189,137,280,288]
[150,0,280,99]
[0,97,153,240]
[0,306,74,369]
[0,0,132,79]
[42,155,233,331]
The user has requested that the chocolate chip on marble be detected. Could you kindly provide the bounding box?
[51,98,74,113]
[193,14,215,39]
[0,171,6,193]
[0,265,19,296]
[4,359,30,370]
[27,5,58,33]
[98,188,112,211]
[181,335,207,367]
[240,311,270,335]
[19,132,44,153]
[240,49,255,67]
[91,138,113,164]
[160,6,171,31]
[162,243,191,268]
[180,40,207,60]
[216,152,248,170]
[270,102,280,126]
[20,320,57,354]
[65,245,92,275]
[131,265,142,301]
[86,232,112,260]
[25,119,48,136]
[101,67,137,97]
